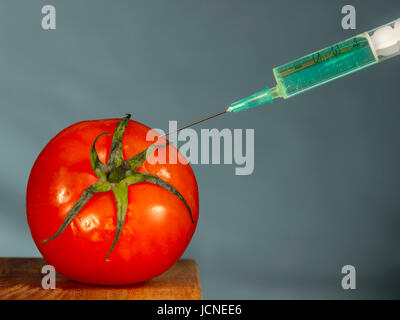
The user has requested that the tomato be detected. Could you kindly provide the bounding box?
[26,115,199,285]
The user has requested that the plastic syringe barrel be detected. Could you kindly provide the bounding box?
[273,18,400,99]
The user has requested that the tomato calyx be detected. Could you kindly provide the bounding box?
[42,114,194,261]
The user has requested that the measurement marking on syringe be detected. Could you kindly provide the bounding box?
[279,39,369,77]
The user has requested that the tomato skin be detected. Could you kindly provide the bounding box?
[26,118,199,285]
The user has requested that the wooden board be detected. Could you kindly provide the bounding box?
[0,258,202,300]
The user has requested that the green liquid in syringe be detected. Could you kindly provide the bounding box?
[273,35,377,99]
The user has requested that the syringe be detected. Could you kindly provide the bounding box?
[161,18,400,137]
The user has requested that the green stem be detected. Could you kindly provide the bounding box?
[90,132,109,178]
[107,114,131,167]
[105,181,128,261]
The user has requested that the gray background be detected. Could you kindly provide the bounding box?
[0,0,399,299]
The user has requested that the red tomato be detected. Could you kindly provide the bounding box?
[26,115,199,285]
